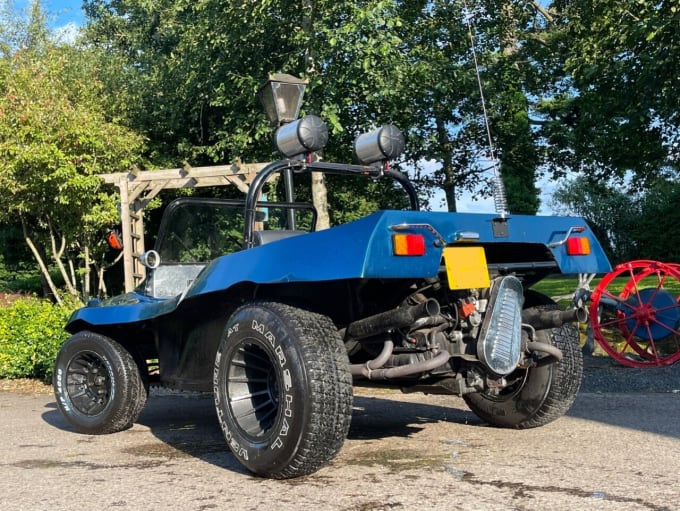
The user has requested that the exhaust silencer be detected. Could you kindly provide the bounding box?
[345,299,440,341]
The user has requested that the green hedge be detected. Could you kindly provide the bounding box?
[0,297,77,382]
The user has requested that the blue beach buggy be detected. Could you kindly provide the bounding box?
[53,121,611,478]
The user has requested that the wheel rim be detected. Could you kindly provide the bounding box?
[226,340,280,439]
[590,260,680,367]
[65,351,112,416]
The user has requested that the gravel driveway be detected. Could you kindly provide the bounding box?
[1,355,679,511]
[581,354,680,393]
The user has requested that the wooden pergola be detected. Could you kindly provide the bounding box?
[100,162,268,292]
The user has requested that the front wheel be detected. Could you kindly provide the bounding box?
[464,301,583,429]
[53,331,147,434]
[214,301,353,479]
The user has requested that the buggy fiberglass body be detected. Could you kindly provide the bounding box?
[53,121,612,479]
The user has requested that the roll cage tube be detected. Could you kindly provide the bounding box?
[243,159,420,248]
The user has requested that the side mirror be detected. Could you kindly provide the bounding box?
[139,250,161,269]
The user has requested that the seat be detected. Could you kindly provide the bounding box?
[253,230,306,246]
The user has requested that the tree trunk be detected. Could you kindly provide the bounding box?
[97,263,107,297]
[311,171,331,229]
[47,217,79,297]
[442,178,457,213]
[82,244,91,302]
[97,251,123,298]
[303,0,331,230]
[436,118,457,212]
[20,216,63,305]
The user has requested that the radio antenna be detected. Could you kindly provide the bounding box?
[463,0,508,217]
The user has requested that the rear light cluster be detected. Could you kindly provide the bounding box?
[566,237,590,256]
[392,234,426,256]
[548,226,592,256]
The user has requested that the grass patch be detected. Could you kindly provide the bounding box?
[531,273,680,301]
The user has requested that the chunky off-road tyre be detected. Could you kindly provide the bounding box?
[213,301,353,479]
[53,331,148,434]
[464,294,583,429]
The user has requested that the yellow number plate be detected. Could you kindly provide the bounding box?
[443,246,491,290]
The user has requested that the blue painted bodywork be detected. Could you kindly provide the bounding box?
[67,210,611,330]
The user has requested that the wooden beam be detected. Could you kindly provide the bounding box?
[99,161,270,292]
[99,163,266,188]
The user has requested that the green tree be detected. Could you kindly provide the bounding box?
[375,0,494,212]
[0,2,143,302]
[82,0,426,219]
[535,0,678,184]
[552,176,680,264]
[92,0,678,217]
[80,1,501,213]
[628,180,680,263]
[550,176,639,264]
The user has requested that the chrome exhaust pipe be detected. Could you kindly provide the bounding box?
[522,306,588,331]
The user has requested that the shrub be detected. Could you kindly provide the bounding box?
[0,297,77,382]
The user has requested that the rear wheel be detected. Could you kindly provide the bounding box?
[214,301,353,478]
[464,293,583,429]
[53,331,147,434]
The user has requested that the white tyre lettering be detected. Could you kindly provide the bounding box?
[279,418,289,436]
[252,320,265,334]
[264,330,276,347]
[284,393,293,418]
[56,368,70,412]
[283,369,292,391]
[275,345,286,366]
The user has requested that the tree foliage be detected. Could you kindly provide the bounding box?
[536,0,678,184]
[0,2,143,301]
[550,176,638,263]
[2,0,679,300]
[551,176,680,265]
[628,181,680,264]
[81,0,551,213]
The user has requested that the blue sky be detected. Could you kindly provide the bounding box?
[13,0,85,28]
[44,0,84,27]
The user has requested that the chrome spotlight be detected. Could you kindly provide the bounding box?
[353,125,405,165]
[275,115,329,157]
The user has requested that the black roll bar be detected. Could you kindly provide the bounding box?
[243,160,420,248]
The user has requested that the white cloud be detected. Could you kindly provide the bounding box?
[52,21,80,45]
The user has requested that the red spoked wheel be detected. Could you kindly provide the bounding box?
[589,260,680,367]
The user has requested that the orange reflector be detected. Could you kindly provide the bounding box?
[566,237,590,256]
[393,234,426,256]
[106,230,123,250]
